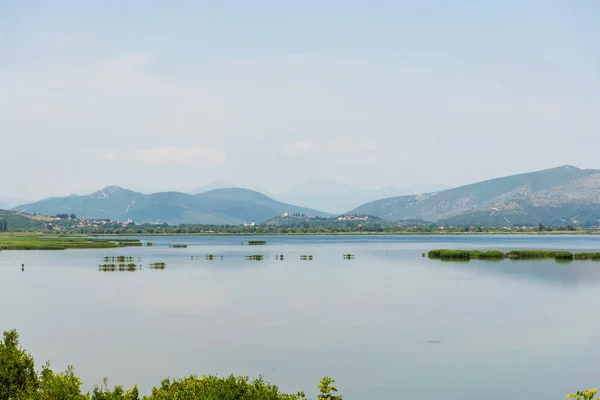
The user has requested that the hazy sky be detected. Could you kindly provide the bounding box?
[2,0,599,200]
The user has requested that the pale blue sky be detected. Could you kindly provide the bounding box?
[2,0,599,199]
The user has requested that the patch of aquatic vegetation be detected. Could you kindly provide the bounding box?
[0,235,140,250]
[114,239,143,247]
[300,255,314,261]
[573,252,600,260]
[248,240,267,245]
[343,253,355,259]
[508,250,574,260]
[149,262,166,269]
[170,244,187,248]
[245,254,264,261]
[103,256,137,263]
[99,263,138,272]
[428,249,600,261]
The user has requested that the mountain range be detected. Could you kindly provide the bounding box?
[192,181,274,197]
[13,187,331,225]
[9,165,600,226]
[349,165,600,226]
[275,181,450,214]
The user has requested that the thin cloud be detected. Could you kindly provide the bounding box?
[103,152,119,160]
[131,146,227,165]
[285,141,314,154]
[329,141,376,153]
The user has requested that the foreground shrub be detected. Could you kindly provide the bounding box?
[567,388,597,399]
[0,330,341,400]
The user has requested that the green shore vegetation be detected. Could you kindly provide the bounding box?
[57,226,600,236]
[428,249,600,261]
[0,329,342,400]
[0,235,141,250]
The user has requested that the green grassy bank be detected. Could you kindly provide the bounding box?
[0,234,140,250]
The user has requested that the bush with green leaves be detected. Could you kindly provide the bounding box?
[0,329,341,400]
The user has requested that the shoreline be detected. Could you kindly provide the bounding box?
[85,231,600,237]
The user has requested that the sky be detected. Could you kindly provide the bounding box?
[2,0,599,200]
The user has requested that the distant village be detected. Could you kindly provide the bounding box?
[280,212,368,222]
[14,212,136,231]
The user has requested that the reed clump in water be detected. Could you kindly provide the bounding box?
[98,262,138,271]
[427,249,597,262]
[117,241,142,247]
[574,252,600,260]
[470,250,507,259]
[170,244,187,248]
[149,262,166,269]
[248,240,266,245]
[428,250,472,260]
[507,250,573,260]
[103,256,136,263]
[245,255,264,261]
[343,254,355,259]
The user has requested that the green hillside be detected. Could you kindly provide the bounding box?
[349,165,600,226]
[13,187,331,225]
[0,210,53,231]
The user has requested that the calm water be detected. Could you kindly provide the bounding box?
[2,235,600,399]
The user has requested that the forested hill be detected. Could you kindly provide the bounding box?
[13,186,331,225]
[349,165,600,227]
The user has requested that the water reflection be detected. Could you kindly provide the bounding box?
[2,235,600,400]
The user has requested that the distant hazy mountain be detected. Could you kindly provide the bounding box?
[192,181,274,197]
[276,180,449,214]
[192,181,237,194]
[0,197,28,210]
[13,186,330,225]
[349,165,600,226]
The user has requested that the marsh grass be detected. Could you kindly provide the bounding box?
[428,249,592,261]
[0,235,139,250]
[573,252,600,261]
[248,240,267,245]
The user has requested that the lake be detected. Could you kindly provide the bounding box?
[2,234,600,399]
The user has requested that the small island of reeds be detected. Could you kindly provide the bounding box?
[99,263,138,272]
[149,262,166,269]
[248,240,267,245]
[428,249,600,262]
